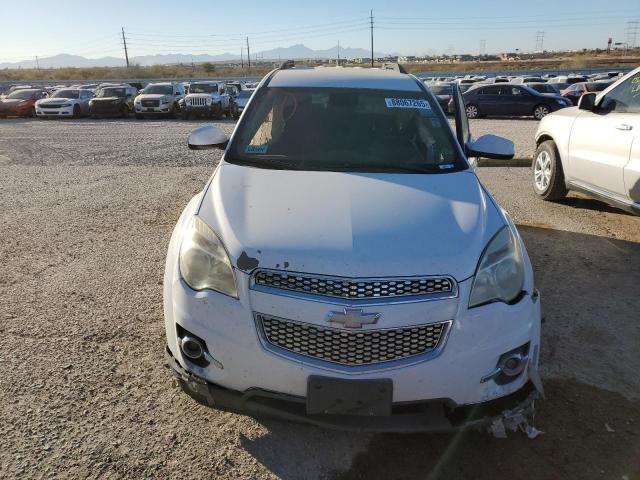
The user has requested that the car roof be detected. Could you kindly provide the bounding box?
[269,67,422,92]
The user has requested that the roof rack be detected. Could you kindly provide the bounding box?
[382,63,408,74]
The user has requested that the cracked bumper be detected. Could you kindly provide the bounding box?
[166,346,540,433]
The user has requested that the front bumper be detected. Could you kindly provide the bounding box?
[90,104,124,116]
[36,106,74,117]
[166,346,539,432]
[135,104,173,115]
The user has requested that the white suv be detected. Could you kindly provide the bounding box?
[533,66,639,214]
[164,66,542,432]
[134,82,184,119]
[182,82,236,120]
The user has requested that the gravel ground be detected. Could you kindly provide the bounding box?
[0,118,638,480]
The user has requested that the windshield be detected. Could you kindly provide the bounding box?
[189,84,218,94]
[98,88,126,98]
[228,87,465,173]
[142,84,173,95]
[7,90,37,100]
[430,85,452,95]
[587,82,611,92]
[459,84,475,93]
[52,90,80,99]
[237,90,253,99]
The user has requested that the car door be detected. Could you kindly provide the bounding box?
[505,86,534,115]
[476,86,501,115]
[569,71,640,199]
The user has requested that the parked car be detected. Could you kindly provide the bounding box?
[533,66,639,214]
[511,77,545,84]
[560,81,614,105]
[455,84,572,119]
[134,82,184,119]
[35,88,94,118]
[164,65,542,432]
[547,75,587,86]
[234,88,254,115]
[89,85,137,118]
[0,88,46,118]
[180,81,235,119]
[428,82,453,112]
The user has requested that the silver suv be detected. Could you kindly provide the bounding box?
[134,82,184,119]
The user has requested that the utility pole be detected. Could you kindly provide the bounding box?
[337,40,340,65]
[535,31,545,52]
[246,37,251,71]
[35,56,40,70]
[626,21,639,49]
[479,40,486,57]
[370,10,374,68]
[121,27,130,68]
[240,47,244,68]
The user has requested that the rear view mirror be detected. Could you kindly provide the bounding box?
[578,92,596,111]
[466,134,514,160]
[188,125,229,150]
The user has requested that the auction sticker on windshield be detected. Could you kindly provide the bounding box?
[245,144,268,154]
[385,98,431,109]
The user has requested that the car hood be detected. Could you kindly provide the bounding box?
[0,99,28,105]
[39,97,76,104]
[197,163,504,280]
[138,94,169,100]
[93,96,124,102]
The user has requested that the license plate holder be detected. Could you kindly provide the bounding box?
[145,108,154,112]
[306,376,393,416]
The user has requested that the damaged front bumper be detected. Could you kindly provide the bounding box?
[166,346,541,434]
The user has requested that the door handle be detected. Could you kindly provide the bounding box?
[616,124,633,131]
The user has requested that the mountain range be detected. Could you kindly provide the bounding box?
[0,44,385,69]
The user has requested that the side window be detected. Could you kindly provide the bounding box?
[601,74,640,113]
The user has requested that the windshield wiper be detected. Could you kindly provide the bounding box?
[228,155,303,170]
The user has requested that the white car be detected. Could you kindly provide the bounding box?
[134,82,184,119]
[164,66,542,431]
[35,88,94,118]
[181,82,233,120]
[533,66,640,214]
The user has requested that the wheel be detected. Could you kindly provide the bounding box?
[465,104,479,119]
[532,140,568,201]
[232,104,240,119]
[73,105,81,118]
[183,111,191,120]
[135,113,144,120]
[169,103,178,119]
[533,104,551,120]
[29,107,36,118]
[213,103,223,120]
[121,105,129,118]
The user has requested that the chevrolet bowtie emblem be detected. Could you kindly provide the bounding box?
[327,308,381,329]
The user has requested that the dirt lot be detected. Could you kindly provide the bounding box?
[0,118,639,480]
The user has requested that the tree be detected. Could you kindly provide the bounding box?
[202,62,215,74]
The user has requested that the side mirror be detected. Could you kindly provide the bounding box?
[466,134,514,160]
[188,125,229,150]
[578,92,596,111]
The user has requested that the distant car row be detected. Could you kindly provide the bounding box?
[0,81,256,119]
[424,72,624,119]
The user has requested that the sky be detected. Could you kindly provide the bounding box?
[1,0,639,63]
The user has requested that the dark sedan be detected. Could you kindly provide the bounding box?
[453,84,572,120]
[428,83,453,112]
[0,89,46,118]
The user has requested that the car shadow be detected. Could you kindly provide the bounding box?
[237,226,640,480]
[559,195,636,216]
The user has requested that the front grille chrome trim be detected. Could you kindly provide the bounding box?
[250,269,458,306]
[254,313,452,374]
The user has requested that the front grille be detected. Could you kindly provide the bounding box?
[141,99,159,107]
[41,104,64,109]
[257,314,449,367]
[188,97,208,106]
[253,270,454,300]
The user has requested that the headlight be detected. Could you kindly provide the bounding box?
[179,216,237,298]
[61,103,71,107]
[469,226,524,308]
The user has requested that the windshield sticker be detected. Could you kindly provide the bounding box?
[245,144,268,154]
[385,98,431,109]
[439,163,455,170]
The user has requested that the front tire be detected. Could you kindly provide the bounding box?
[533,104,551,120]
[121,105,129,118]
[465,104,479,119]
[73,105,81,118]
[532,140,568,201]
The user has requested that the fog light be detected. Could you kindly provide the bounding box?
[180,336,204,360]
[500,353,527,377]
[481,343,530,384]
